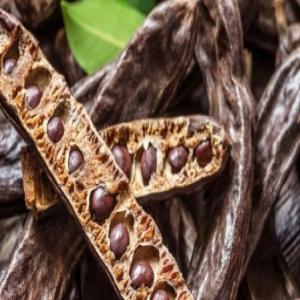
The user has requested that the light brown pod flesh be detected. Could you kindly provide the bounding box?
[23,116,229,214]
[0,10,192,300]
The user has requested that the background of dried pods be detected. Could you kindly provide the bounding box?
[0,0,300,299]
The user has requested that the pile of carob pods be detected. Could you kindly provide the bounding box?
[0,0,300,299]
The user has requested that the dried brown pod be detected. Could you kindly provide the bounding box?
[0,211,84,300]
[54,29,85,86]
[273,169,300,291]
[5,0,59,29]
[244,50,300,273]
[0,10,192,299]
[90,0,198,129]
[188,0,254,299]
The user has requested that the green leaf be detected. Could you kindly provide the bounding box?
[61,0,146,74]
[117,0,155,14]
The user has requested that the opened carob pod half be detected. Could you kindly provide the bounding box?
[101,116,229,201]
[0,9,192,299]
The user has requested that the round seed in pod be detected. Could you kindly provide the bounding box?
[109,223,129,259]
[130,260,154,289]
[47,116,64,143]
[3,58,16,74]
[168,146,188,172]
[25,86,42,109]
[141,145,157,184]
[195,140,212,166]
[152,289,170,300]
[90,187,115,222]
[112,145,132,177]
[68,149,84,174]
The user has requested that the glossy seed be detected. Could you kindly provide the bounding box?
[168,146,188,172]
[90,187,114,221]
[141,145,157,184]
[109,223,129,259]
[47,116,64,143]
[112,145,132,177]
[25,86,41,109]
[68,149,84,174]
[152,289,170,300]
[130,260,154,289]
[195,140,213,166]
[3,58,16,74]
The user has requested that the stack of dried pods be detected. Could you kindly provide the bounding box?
[0,0,300,299]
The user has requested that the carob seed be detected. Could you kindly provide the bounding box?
[141,145,157,184]
[112,144,132,177]
[130,260,154,289]
[152,289,170,300]
[195,140,212,166]
[25,86,41,109]
[68,149,84,174]
[90,187,114,221]
[3,58,16,74]
[47,116,64,143]
[109,223,129,259]
[168,146,188,172]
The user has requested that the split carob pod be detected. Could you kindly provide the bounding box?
[23,116,229,214]
[0,10,192,299]
[101,116,229,201]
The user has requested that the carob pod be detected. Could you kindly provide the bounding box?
[101,116,229,201]
[188,0,254,299]
[90,0,198,129]
[0,215,25,274]
[243,50,300,272]
[0,10,192,299]
[273,169,300,290]
[0,211,84,300]
[23,116,229,214]
[243,4,300,271]
[0,121,25,217]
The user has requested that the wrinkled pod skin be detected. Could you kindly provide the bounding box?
[243,21,300,291]
[90,0,198,129]
[243,50,300,273]
[0,10,192,299]
[188,0,255,299]
[23,116,229,215]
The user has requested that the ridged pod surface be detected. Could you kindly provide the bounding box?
[0,10,192,300]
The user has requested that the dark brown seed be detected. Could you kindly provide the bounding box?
[168,146,188,172]
[112,145,132,177]
[3,58,16,74]
[47,116,64,143]
[130,260,154,289]
[109,223,129,259]
[90,187,114,221]
[141,145,157,184]
[25,86,42,109]
[68,149,84,174]
[152,289,170,300]
[195,140,212,166]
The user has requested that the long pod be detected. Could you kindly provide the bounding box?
[188,0,254,299]
[245,50,300,270]
[0,10,192,299]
